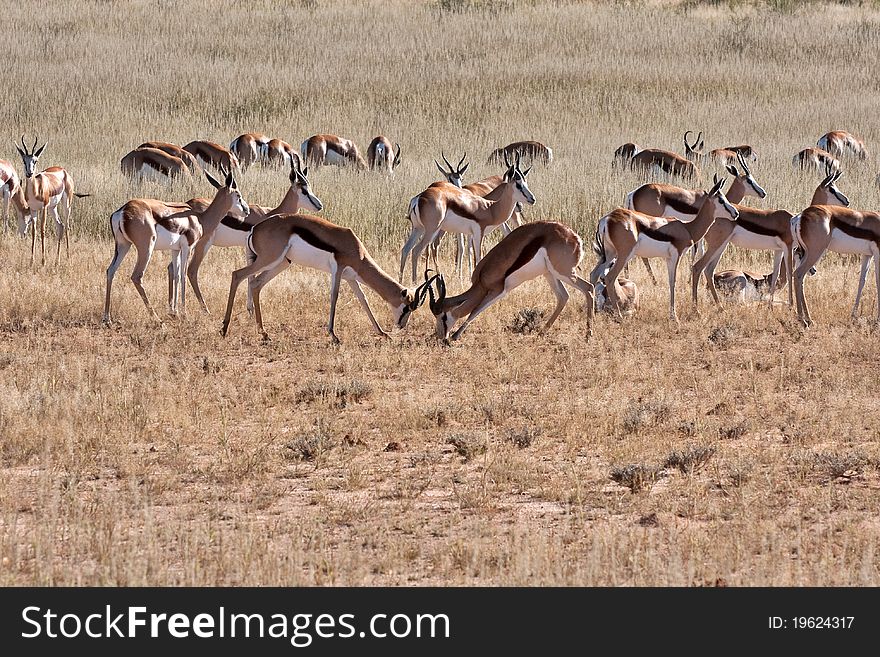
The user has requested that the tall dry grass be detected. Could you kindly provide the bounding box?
[0,0,879,585]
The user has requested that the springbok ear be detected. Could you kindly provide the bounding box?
[459,163,469,176]
[205,170,222,189]
[35,143,47,158]
[726,164,738,177]
[15,145,25,158]
[225,170,235,188]
[834,170,844,182]
[522,166,532,177]
[435,160,447,175]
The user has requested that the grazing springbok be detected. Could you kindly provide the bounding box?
[185,159,322,313]
[399,157,536,284]
[712,269,807,303]
[595,274,639,316]
[1,158,22,231]
[139,141,202,173]
[708,145,757,167]
[183,140,240,173]
[121,147,192,181]
[488,141,553,166]
[683,130,704,161]
[265,139,299,168]
[692,167,849,308]
[102,169,248,324]
[592,175,738,321]
[301,134,367,169]
[794,147,839,172]
[219,214,437,343]
[818,130,867,160]
[792,203,880,326]
[367,137,401,173]
[230,133,271,171]
[630,147,700,181]
[15,136,90,265]
[613,142,641,167]
[425,221,594,342]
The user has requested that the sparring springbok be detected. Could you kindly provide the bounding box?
[399,158,536,284]
[139,141,202,173]
[626,151,766,282]
[367,137,401,173]
[692,167,849,308]
[792,202,880,326]
[230,133,270,171]
[121,147,192,180]
[613,143,641,168]
[265,139,299,168]
[818,130,867,160]
[794,147,839,172]
[630,147,700,181]
[1,158,21,231]
[425,221,594,342]
[16,136,89,265]
[301,134,367,169]
[219,214,437,343]
[592,175,738,321]
[487,141,553,166]
[185,158,323,313]
[183,140,240,173]
[103,169,248,324]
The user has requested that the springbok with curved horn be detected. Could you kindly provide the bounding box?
[683,130,704,160]
[487,141,553,166]
[591,175,738,321]
[301,134,367,170]
[121,147,192,181]
[220,214,437,343]
[15,136,89,265]
[230,133,271,171]
[139,141,202,173]
[426,221,594,342]
[183,140,240,173]
[103,169,248,324]
[818,130,867,160]
[692,166,849,308]
[185,159,323,313]
[794,147,839,172]
[367,137,401,173]
[399,155,536,284]
[1,158,21,232]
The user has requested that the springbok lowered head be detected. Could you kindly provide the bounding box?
[367,137,401,174]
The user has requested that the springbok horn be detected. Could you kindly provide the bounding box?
[32,136,39,153]
[457,152,466,171]
[20,135,27,153]
[684,131,693,150]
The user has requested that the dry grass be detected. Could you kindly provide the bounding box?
[1,0,880,585]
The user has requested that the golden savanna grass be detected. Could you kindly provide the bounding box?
[1,0,880,585]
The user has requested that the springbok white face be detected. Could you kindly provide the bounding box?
[436,153,468,188]
[708,176,739,221]
[291,163,323,212]
[828,176,850,206]
[510,167,536,206]
[206,169,248,219]
[16,136,47,178]
[393,276,435,328]
[726,152,766,199]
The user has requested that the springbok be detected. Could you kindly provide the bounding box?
[102,169,248,324]
[708,145,757,167]
[630,147,700,181]
[713,270,795,303]
[692,167,849,308]
[185,158,322,313]
[683,130,704,161]
[794,147,839,172]
[1,158,21,231]
[121,147,192,181]
[425,221,594,342]
[399,157,536,284]
[219,214,437,343]
[139,142,202,173]
[818,130,867,160]
[487,141,553,166]
[613,143,641,168]
[183,140,240,173]
[367,137,401,173]
[592,175,738,321]
[595,274,639,316]
[230,133,271,171]
[792,203,880,326]
[15,136,89,265]
[301,134,367,169]
[265,139,299,168]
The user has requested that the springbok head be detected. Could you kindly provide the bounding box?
[205,167,249,220]
[508,153,536,206]
[707,174,739,221]
[289,158,323,212]
[435,152,469,188]
[820,164,849,207]
[725,151,767,199]
[394,271,439,329]
[16,135,47,178]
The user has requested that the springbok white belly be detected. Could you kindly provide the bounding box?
[440,212,477,235]
[660,206,696,221]
[324,150,346,166]
[213,223,250,248]
[634,234,676,259]
[28,192,63,213]
[285,234,336,272]
[731,227,785,251]
[504,249,549,291]
[829,228,874,256]
[154,224,187,251]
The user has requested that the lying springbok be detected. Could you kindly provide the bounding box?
[399,157,536,284]
[103,169,248,324]
[794,147,839,172]
[613,143,641,167]
[692,167,849,308]
[265,139,299,168]
[121,147,192,180]
[487,141,553,166]
[185,159,322,313]
[426,221,594,342]
[183,140,240,173]
[592,175,738,321]
[219,214,437,343]
[818,130,867,160]
[711,269,812,303]
[230,133,270,171]
[139,141,202,173]
[301,134,367,169]
[16,136,90,265]
[1,158,21,231]
[367,137,401,173]
[595,274,639,316]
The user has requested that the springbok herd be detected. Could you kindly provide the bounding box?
[1,129,877,343]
